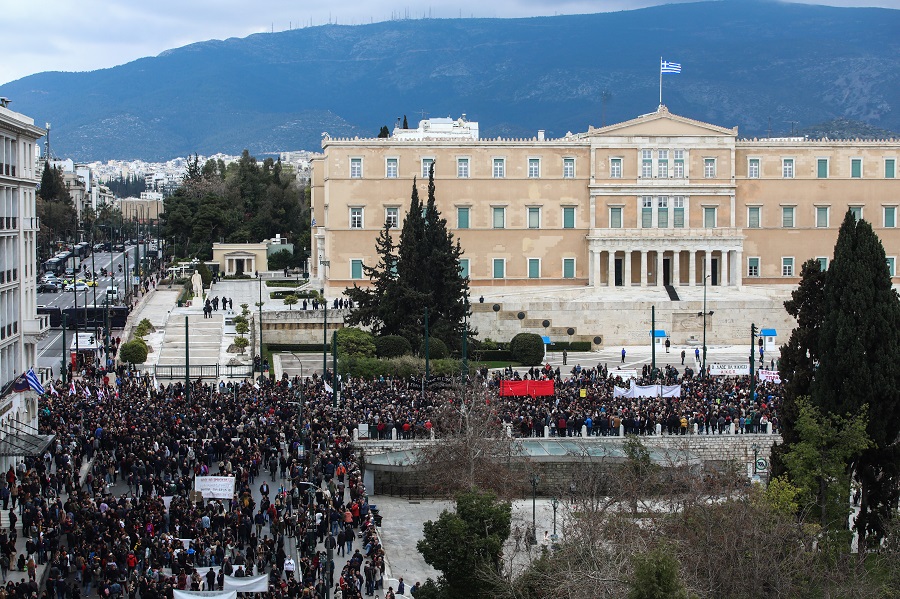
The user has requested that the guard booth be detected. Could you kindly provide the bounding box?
[760,329,777,352]
[652,330,667,349]
[70,332,102,370]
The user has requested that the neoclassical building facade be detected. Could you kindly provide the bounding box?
[310,107,899,295]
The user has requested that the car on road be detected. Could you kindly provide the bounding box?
[64,282,89,292]
[41,273,59,283]
[78,278,98,287]
[64,268,75,276]
[93,242,111,252]
[37,282,60,293]
[112,243,125,251]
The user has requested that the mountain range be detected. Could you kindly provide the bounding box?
[1,0,898,161]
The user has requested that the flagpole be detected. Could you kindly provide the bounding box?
[659,57,663,106]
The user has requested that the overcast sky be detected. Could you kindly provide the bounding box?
[1,0,897,86]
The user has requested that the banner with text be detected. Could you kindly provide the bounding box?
[174,591,236,599]
[223,575,269,593]
[194,476,236,499]
[757,369,782,383]
[709,364,750,376]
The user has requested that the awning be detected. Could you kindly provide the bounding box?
[541,336,552,344]
[652,330,667,338]
[760,329,777,337]
[0,429,55,456]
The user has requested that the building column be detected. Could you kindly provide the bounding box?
[588,250,595,287]
[607,250,616,287]
[705,250,713,285]
[624,251,633,287]
[673,250,681,286]
[593,250,602,288]
[640,250,648,287]
[735,250,743,289]
[688,250,696,287]
[719,251,726,286]
[656,250,664,286]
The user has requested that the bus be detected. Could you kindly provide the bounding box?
[62,305,129,330]
[43,257,65,275]
[36,306,62,328]
[73,242,91,259]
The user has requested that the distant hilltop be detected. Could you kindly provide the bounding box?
[1,0,898,161]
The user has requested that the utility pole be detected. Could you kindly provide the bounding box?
[185,316,190,403]
[331,331,339,410]
[651,305,656,378]
[322,289,327,378]
[61,314,68,383]
[749,323,757,403]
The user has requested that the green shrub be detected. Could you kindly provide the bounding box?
[375,335,412,358]
[510,333,544,366]
[134,318,155,338]
[419,337,449,359]
[546,341,592,352]
[119,339,148,365]
[338,355,467,379]
[335,327,376,358]
[472,349,514,362]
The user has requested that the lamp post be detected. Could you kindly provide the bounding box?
[530,474,540,544]
[321,288,327,378]
[751,442,760,478]
[256,271,264,379]
[697,274,714,375]
[550,497,559,543]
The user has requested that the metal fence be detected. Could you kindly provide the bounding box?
[153,364,254,379]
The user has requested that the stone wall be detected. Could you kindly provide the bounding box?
[253,308,349,345]
[357,434,781,497]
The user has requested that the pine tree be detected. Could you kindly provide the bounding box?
[814,210,900,550]
[402,114,409,129]
[345,222,402,336]
[377,125,390,138]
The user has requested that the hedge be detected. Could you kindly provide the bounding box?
[375,335,412,358]
[419,337,449,359]
[546,341,592,352]
[471,349,514,362]
[338,356,465,379]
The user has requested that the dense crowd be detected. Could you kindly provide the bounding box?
[16,358,783,599]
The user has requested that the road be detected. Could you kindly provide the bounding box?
[36,246,143,377]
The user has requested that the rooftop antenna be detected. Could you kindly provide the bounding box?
[44,122,53,160]
[785,120,798,136]
[418,109,429,120]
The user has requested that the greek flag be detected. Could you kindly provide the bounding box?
[24,369,45,395]
[661,60,682,74]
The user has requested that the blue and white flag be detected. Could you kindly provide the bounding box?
[24,369,45,395]
[661,60,682,74]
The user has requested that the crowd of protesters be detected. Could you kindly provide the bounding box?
[14,354,784,599]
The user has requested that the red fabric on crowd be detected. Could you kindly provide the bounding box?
[498,380,555,397]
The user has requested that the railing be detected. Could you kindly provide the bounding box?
[373,482,432,500]
[153,363,254,379]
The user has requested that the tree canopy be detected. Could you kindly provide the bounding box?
[345,166,472,351]
[163,150,309,261]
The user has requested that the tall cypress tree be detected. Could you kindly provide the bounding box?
[393,178,430,346]
[345,222,401,336]
[814,210,900,550]
[772,258,826,477]
[422,163,472,350]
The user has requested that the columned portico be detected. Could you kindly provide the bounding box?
[586,228,744,290]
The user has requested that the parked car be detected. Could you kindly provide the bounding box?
[64,268,75,276]
[93,242,111,252]
[41,273,59,283]
[37,282,60,293]
[64,282,89,292]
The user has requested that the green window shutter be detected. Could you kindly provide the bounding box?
[563,258,575,279]
[457,207,469,229]
[817,159,828,178]
[459,259,469,278]
[528,259,540,279]
[610,208,622,228]
[673,208,684,228]
[886,159,896,179]
[351,260,363,280]
[885,207,896,228]
[563,207,575,229]
[493,259,504,279]
[851,159,862,178]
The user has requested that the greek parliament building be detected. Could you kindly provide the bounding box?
[0,101,52,470]
[310,106,899,346]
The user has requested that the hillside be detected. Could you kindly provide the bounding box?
[1,0,898,161]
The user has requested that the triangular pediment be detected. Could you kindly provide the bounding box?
[589,105,737,138]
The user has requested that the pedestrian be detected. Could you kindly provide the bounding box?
[562,349,567,365]
[665,337,670,353]
[621,348,626,363]
[680,349,685,365]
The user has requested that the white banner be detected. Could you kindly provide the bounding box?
[224,575,269,593]
[709,364,750,376]
[194,476,235,499]
[661,385,682,398]
[174,591,236,599]
[613,385,632,398]
[609,369,638,380]
[758,369,782,383]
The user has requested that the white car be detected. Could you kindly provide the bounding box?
[65,282,89,292]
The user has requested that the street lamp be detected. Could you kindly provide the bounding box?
[697,274,714,374]
[550,497,559,543]
[530,474,540,545]
[256,271,264,379]
[321,287,327,378]
[751,442,760,477]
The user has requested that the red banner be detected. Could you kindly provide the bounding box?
[498,380,555,397]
